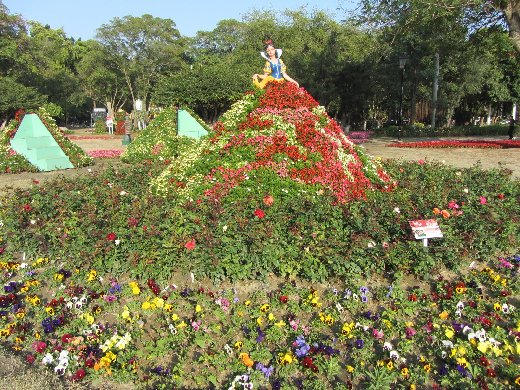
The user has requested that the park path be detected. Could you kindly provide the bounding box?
[0,133,518,194]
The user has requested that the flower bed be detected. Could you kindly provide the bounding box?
[347,131,374,144]
[0,253,517,388]
[387,140,520,149]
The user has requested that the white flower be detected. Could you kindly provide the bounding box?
[169,323,177,334]
[367,241,376,248]
[224,344,233,355]
[441,340,454,349]
[222,225,228,232]
[383,342,393,351]
[463,188,469,193]
[30,219,36,225]
[389,350,399,361]
[393,207,400,213]
[42,353,54,365]
[456,301,464,310]
[54,364,67,375]
[115,239,121,246]
[119,191,128,196]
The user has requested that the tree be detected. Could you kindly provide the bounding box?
[75,40,128,116]
[352,0,520,54]
[95,14,188,115]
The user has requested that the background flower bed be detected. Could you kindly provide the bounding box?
[387,140,520,149]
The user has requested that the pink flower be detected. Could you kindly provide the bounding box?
[372,328,384,340]
[479,196,487,205]
[185,239,196,250]
[448,200,460,209]
[254,209,266,219]
[417,159,425,165]
[405,327,416,338]
[263,195,274,206]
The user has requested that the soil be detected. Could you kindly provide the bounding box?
[0,132,519,195]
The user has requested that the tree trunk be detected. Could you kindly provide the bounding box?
[500,1,520,53]
[486,104,492,125]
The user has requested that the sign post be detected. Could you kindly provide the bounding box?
[409,219,443,247]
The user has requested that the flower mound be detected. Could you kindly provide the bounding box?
[151,82,394,203]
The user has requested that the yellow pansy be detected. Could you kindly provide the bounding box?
[445,327,455,339]
[439,311,449,320]
[141,301,151,310]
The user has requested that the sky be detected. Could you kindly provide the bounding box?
[3,0,354,40]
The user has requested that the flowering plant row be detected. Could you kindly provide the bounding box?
[387,140,520,149]
[0,252,517,389]
[87,150,124,158]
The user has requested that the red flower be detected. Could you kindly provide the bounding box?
[61,333,73,343]
[72,368,86,381]
[408,293,418,302]
[25,354,35,364]
[279,295,288,303]
[32,340,47,353]
[497,193,505,199]
[479,196,487,205]
[185,239,196,250]
[254,209,266,219]
[23,203,32,212]
[486,368,496,377]
[106,232,117,241]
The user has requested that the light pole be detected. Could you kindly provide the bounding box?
[398,55,409,141]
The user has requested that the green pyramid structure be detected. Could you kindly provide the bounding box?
[177,109,208,139]
[10,113,74,171]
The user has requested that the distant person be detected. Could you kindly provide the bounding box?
[508,116,515,140]
[252,38,299,89]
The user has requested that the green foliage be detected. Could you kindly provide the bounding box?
[120,107,196,164]
[94,119,106,134]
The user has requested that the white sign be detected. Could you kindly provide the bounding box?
[409,219,443,247]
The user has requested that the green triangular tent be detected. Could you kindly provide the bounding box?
[10,113,73,171]
[177,109,208,139]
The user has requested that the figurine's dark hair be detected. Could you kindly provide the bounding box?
[263,38,278,57]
